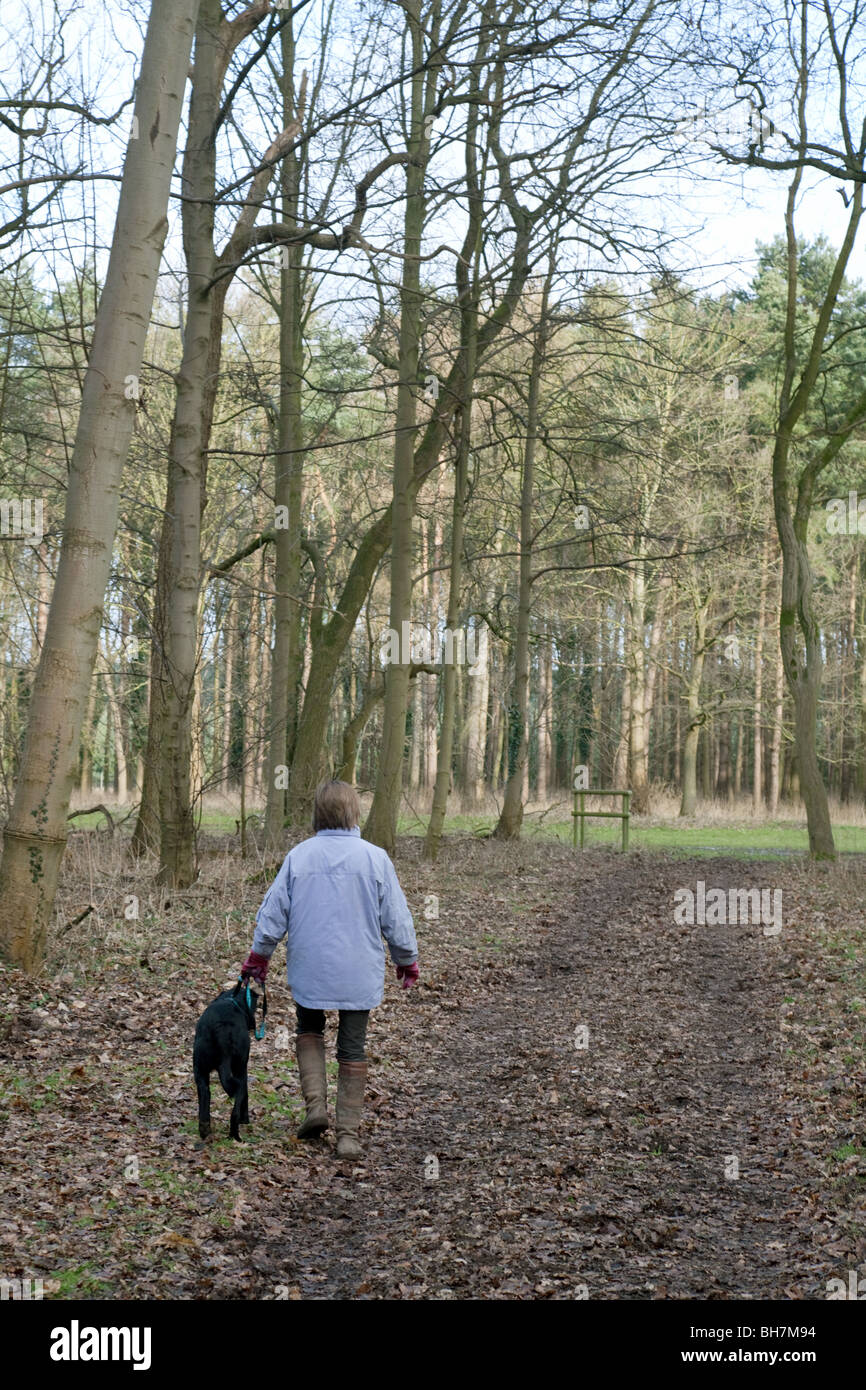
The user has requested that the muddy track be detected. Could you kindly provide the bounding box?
[4,843,861,1301]
[225,856,834,1300]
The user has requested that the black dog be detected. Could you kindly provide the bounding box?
[193,981,262,1141]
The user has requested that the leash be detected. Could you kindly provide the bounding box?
[249,978,267,1040]
[232,976,268,1040]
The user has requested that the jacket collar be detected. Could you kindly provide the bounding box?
[315,827,361,837]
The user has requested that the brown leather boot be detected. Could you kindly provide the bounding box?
[295,1033,329,1138]
[335,1059,367,1159]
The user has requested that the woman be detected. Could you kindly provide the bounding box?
[241,780,418,1159]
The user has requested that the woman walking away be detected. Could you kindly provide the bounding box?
[240,780,419,1159]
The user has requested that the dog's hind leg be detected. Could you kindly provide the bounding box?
[218,1058,246,1141]
[195,1066,212,1139]
[234,1075,250,1138]
[229,1076,248,1141]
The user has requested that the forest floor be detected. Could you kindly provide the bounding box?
[1,834,865,1300]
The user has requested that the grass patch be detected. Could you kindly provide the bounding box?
[67,802,865,861]
[396,812,866,859]
[832,1144,866,1162]
[46,1265,113,1298]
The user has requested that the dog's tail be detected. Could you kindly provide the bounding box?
[217,1057,244,1098]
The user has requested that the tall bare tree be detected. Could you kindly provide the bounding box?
[0,0,200,970]
[726,0,866,856]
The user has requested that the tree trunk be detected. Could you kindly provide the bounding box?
[769,640,785,814]
[701,717,712,803]
[130,548,166,858]
[856,551,866,802]
[104,661,128,805]
[153,2,299,880]
[774,466,836,854]
[719,713,731,803]
[79,674,98,798]
[247,581,262,801]
[733,713,743,798]
[840,553,857,802]
[425,321,475,856]
[641,583,667,794]
[628,556,650,814]
[191,663,203,811]
[409,670,423,789]
[673,653,681,787]
[102,694,112,792]
[753,539,768,811]
[338,679,384,785]
[222,603,234,788]
[679,604,708,817]
[613,652,630,791]
[256,547,270,800]
[155,0,222,887]
[364,7,431,853]
[265,16,305,844]
[425,513,443,787]
[487,686,501,790]
[0,0,198,970]
[493,285,550,840]
[409,521,428,790]
[36,541,51,649]
[424,81,485,853]
[537,627,553,803]
[463,616,489,802]
[767,168,865,857]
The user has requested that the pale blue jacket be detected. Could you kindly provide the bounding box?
[251,827,418,1010]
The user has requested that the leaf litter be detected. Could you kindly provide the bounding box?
[0,834,864,1300]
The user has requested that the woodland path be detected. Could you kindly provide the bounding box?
[239,856,842,1299]
[2,842,863,1300]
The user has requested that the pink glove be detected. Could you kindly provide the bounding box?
[241,950,270,984]
[396,962,419,990]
